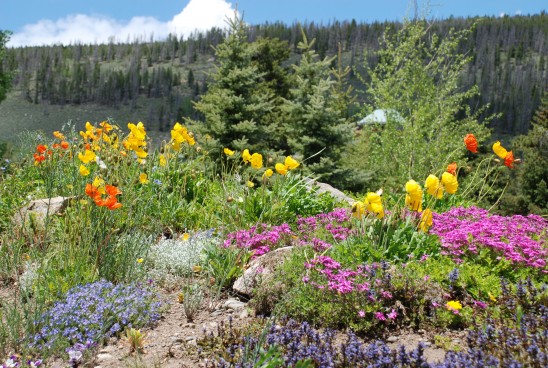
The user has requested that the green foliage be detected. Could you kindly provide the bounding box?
[0,30,13,104]
[192,14,289,153]
[350,20,492,193]
[283,29,353,184]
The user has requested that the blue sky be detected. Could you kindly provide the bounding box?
[1,0,545,46]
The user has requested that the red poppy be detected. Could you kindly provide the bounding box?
[504,151,515,168]
[33,153,46,164]
[36,144,47,154]
[85,183,100,199]
[464,134,478,153]
[447,162,457,175]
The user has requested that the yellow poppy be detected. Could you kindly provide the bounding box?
[263,168,273,179]
[250,153,263,169]
[79,165,90,176]
[78,149,96,164]
[441,172,458,194]
[224,148,235,156]
[159,155,167,167]
[275,162,288,175]
[418,208,433,232]
[405,180,423,211]
[351,201,366,218]
[364,192,384,219]
[425,175,443,199]
[246,180,255,188]
[284,156,300,170]
[492,141,508,159]
[139,173,149,184]
[242,149,251,163]
[446,300,463,311]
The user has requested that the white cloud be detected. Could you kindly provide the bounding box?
[515,9,522,15]
[8,0,237,47]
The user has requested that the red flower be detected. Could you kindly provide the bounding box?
[61,141,69,149]
[33,153,46,164]
[464,134,478,153]
[447,162,457,175]
[36,144,47,154]
[504,151,515,168]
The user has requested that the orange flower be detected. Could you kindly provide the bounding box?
[33,153,46,164]
[504,151,515,168]
[447,162,457,175]
[36,144,47,154]
[85,183,101,199]
[61,141,69,149]
[464,134,478,153]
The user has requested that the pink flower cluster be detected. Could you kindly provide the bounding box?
[430,206,547,272]
[223,223,293,258]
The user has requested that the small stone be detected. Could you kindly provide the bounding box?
[418,329,426,335]
[185,322,196,328]
[226,309,234,314]
[210,310,223,316]
[386,336,398,343]
[423,341,432,347]
[239,309,249,319]
[209,322,218,328]
[451,339,461,345]
[186,336,196,341]
[96,353,114,362]
[171,336,183,343]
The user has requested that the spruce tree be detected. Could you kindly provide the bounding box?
[191,14,283,153]
[0,31,13,104]
[282,29,353,184]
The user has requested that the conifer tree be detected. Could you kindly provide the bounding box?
[0,31,13,104]
[282,29,353,184]
[191,14,281,153]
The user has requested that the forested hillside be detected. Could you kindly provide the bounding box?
[2,13,547,136]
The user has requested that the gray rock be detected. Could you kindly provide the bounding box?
[304,179,354,204]
[386,336,398,343]
[171,336,183,343]
[96,353,114,362]
[232,246,295,296]
[14,196,72,230]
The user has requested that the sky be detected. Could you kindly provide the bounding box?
[1,0,546,47]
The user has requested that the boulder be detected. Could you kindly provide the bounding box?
[233,246,294,297]
[304,179,354,204]
[13,196,71,230]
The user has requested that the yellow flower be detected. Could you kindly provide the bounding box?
[425,174,443,199]
[405,180,423,212]
[159,154,167,167]
[242,149,251,163]
[128,122,147,141]
[446,300,463,311]
[224,148,235,156]
[492,141,508,159]
[247,180,255,188]
[284,156,300,170]
[441,172,458,194]
[171,122,195,149]
[100,121,113,132]
[364,192,384,219]
[79,165,90,176]
[182,233,190,241]
[249,153,263,169]
[418,208,433,232]
[139,173,149,184]
[137,258,144,264]
[53,131,65,140]
[275,162,288,175]
[78,149,96,164]
[192,265,202,273]
[263,168,274,179]
[92,176,106,195]
[351,201,366,218]
[488,292,497,302]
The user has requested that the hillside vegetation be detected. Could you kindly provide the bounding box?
[1,13,546,141]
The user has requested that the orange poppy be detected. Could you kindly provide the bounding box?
[36,144,47,154]
[504,151,515,168]
[33,153,46,164]
[447,162,457,175]
[61,141,69,149]
[85,183,101,199]
[464,134,478,153]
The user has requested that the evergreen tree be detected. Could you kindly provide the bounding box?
[282,29,353,184]
[0,31,13,104]
[191,14,283,153]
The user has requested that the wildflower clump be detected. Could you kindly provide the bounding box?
[431,206,548,270]
[29,280,163,354]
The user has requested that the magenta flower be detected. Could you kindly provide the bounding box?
[358,310,365,318]
[374,312,386,321]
